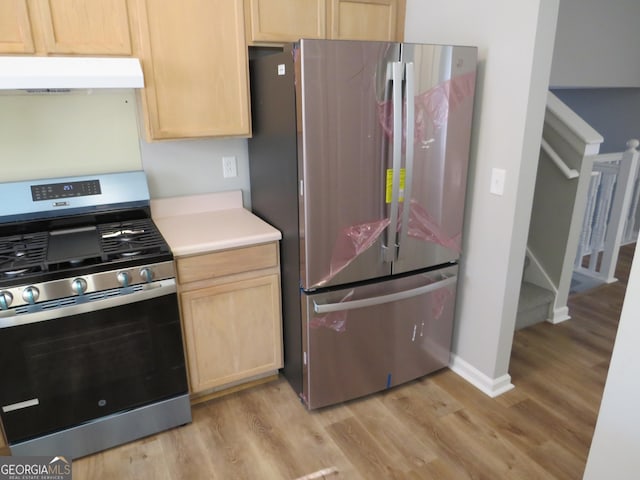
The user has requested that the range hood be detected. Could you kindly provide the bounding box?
[0,56,144,90]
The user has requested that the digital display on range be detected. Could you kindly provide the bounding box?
[31,179,102,201]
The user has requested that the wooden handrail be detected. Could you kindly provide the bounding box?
[541,138,579,179]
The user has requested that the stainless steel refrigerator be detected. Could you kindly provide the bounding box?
[248,38,477,409]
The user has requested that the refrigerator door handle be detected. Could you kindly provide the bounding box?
[383,61,404,263]
[313,274,457,314]
[397,62,415,260]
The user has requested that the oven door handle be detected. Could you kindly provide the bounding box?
[0,279,177,329]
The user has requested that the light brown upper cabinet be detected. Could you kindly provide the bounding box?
[245,0,405,45]
[329,0,405,42]
[129,0,251,140]
[0,0,133,55]
[0,1,35,53]
[245,0,326,44]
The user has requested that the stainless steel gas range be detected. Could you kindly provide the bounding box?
[0,171,191,459]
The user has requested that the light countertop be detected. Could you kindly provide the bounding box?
[151,191,281,257]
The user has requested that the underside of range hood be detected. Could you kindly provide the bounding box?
[0,56,144,90]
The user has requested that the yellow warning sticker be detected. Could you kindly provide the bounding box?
[385,168,405,204]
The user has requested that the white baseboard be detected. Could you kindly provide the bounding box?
[548,306,571,324]
[449,354,514,398]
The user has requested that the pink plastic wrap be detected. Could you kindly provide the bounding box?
[377,71,477,144]
[430,286,453,320]
[403,200,462,253]
[309,290,354,333]
[319,202,460,286]
[309,60,470,332]
[321,218,391,285]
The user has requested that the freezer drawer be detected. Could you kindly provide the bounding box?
[301,265,457,409]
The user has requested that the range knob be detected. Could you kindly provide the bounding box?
[0,291,13,310]
[140,267,154,283]
[117,271,131,288]
[72,278,88,295]
[22,286,40,305]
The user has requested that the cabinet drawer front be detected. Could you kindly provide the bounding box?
[177,243,278,284]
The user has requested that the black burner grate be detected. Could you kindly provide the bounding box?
[0,232,48,278]
[98,219,170,261]
[0,217,171,285]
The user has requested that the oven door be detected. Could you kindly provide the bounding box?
[0,279,188,445]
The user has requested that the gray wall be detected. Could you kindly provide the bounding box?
[139,136,251,206]
[0,90,252,207]
[551,88,640,153]
[550,0,640,88]
[549,0,640,154]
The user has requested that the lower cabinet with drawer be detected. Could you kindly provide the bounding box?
[176,242,283,396]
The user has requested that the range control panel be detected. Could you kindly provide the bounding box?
[31,179,102,202]
[0,171,150,222]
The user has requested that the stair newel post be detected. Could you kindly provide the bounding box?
[623,145,640,243]
[600,139,640,282]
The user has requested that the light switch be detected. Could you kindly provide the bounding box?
[490,168,506,196]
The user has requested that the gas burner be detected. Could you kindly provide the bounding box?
[101,229,146,241]
[119,250,142,258]
[0,253,31,277]
[0,232,48,279]
[98,219,169,262]
[2,268,31,278]
[0,255,42,278]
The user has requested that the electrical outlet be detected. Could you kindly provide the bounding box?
[222,156,237,178]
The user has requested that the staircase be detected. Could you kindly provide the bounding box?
[517,92,604,329]
[517,95,638,331]
[516,282,555,330]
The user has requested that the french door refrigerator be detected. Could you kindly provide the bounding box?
[249,38,477,409]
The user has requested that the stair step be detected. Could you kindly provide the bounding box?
[518,282,555,312]
[516,282,555,330]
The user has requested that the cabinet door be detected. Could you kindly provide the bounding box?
[245,0,326,44]
[0,422,5,451]
[328,0,405,42]
[180,274,283,393]
[130,0,251,139]
[31,0,132,54]
[0,0,35,53]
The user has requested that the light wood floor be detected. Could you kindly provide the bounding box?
[31,246,640,478]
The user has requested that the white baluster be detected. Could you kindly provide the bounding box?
[600,139,640,282]
[588,170,617,274]
[623,166,640,243]
[575,171,601,269]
